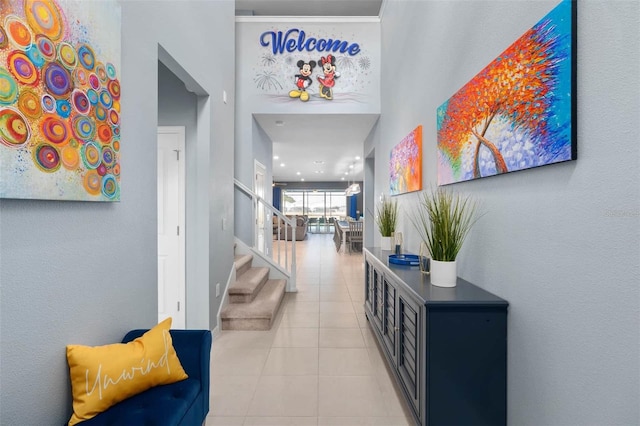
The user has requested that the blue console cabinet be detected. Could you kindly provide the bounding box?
[364,247,508,426]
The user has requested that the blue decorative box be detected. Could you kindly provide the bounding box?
[388,254,421,266]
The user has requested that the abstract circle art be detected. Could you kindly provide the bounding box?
[1,0,121,201]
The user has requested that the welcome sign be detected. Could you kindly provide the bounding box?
[260,28,361,56]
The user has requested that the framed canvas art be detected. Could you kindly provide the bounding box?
[437,0,576,185]
[0,0,121,201]
[390,125,422,196]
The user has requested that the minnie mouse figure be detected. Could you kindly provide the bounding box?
[289,60,316,102]
[317,54,340,100]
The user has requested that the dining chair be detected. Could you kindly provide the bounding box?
[347,220,363,252]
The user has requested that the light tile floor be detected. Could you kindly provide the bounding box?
[207,234,414,426]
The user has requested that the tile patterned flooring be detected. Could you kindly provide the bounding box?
[207,234,414,426]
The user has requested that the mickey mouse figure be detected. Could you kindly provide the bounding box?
[317,54,340,100]
[289,60,316,102]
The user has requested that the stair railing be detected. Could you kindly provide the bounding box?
[234,179,296,291]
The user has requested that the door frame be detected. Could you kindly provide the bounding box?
[254,159,267,254]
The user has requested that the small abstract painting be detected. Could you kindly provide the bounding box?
[0,0,121,201]
[437,0,576,185]
[390,125,422,196]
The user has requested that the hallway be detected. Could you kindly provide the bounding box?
[207,233,413,425]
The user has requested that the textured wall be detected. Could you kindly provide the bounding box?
[0,0,235,423]
[378,0,639,424]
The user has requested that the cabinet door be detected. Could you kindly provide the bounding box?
[373,268,384,332]
[365,260,374,314]
[381,276,397,363]
[397,291,421,418]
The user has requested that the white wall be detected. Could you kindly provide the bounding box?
[378,0,639,424]
[0,1,235,423]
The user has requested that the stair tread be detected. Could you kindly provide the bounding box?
[221,279,286,320]
[229,267,269,295]
[234,254,253,271]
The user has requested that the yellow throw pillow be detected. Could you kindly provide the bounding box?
[66,318,188,425]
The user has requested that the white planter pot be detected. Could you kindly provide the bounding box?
[430,260,457,287]
[381,236,393,251]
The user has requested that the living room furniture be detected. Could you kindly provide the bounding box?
[364,247,508,426]
[79,329,212,426]
[279,215,308,241]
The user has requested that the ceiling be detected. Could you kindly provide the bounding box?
[241,1,383,183]
[254,114,379,182]
[236,0,383,17]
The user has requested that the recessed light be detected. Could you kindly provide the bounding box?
[313,160,325,165]
[301,178,305,181]
[349,164,354,169]
[275,120,284,126]
[280,163,285,167]
[296,172,301,175]
[345,172,349,175]
[355,156,361,160]
[341,177,345,181]
[273,155,279,160]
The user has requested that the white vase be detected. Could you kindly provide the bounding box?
[381,236,393,251]
[430,259,457,287]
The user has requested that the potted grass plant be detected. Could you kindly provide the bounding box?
[375,195,399,251]
[409,188,481,287]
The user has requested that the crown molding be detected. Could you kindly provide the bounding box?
[378,0,389,20]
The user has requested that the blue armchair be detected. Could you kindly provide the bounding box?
[79,329,212,426]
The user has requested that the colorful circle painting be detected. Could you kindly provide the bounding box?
[97,123,112,143]
[40,114,69,145]
[33,143,61,172]
[107,79,120,100]
[83,170,101,196]
[25,44,46,68]
[35,34,56,61]
[55,99,71,118]
[5,16,32,50]
[71,114,95,141]
[81,141,101,169]
[0,25,7,49]
[60,145,79,170]
[24,0,64,41]
[1,0,120,200]
[77,44,95,71]
[58,42,78,70]
[71,89,90,115]
[41,93,56,112]
[0,68,19,105]
[18,89,42,119]
[101,174,117,199]
[43,62,72,98]
[7,51,39,86]
[0,107,31,147]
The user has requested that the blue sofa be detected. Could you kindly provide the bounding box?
[79,329,212,426]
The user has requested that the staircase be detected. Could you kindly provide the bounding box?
[220,253,286,330]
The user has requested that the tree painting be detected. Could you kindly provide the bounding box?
[437,0,575,185]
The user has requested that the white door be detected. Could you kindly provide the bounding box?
[255,160,267,254]
[157,126,186,329]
